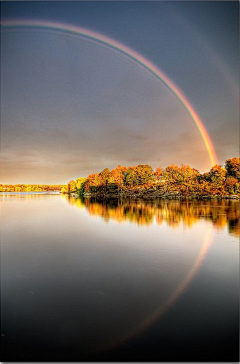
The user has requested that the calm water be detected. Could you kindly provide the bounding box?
[1,194,239,361]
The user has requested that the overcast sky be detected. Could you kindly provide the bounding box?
[1,1,239,184]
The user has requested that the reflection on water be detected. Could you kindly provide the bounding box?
[1,194,239,361]
[1,191,60,198]
[66,197,239,237]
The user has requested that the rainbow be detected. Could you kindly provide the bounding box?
[1,19,218,166]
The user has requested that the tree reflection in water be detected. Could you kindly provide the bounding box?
[65,197,239,237]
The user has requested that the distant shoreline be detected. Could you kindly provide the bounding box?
[0,191,61,195]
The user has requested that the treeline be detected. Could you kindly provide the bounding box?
[1,184,63,192]
[64,157,239,198]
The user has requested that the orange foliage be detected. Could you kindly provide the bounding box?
[1,184,63,192]
[67,197,239,237]
[66,157,239,198]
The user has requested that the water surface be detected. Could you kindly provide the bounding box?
[1,194,239,361]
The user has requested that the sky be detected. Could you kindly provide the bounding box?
[1,1,239,184]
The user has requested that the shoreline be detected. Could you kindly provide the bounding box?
[67,192,239,200]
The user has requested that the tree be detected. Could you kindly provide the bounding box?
[75,178,86,196]
[224,177,239,195]
[135,165,155,185]
[201,165,226,195]
[163,164,200,194]
[124,167,138,187]
[85,173,101,192]
[110,165,128,192]
[76,177,86,190]
[68,180,77,192]
[99,168,111,190]
[225,157,240,180]
[154,167,163,181]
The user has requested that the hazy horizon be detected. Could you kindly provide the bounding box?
[0,157,238,186]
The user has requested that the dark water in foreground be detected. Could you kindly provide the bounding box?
[1,194,239,362]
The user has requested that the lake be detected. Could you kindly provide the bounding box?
[1,193,239,361]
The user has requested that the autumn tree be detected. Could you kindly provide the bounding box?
[154,167,163,181]
[85,173,101,192]
[67,180,77,193]
[124,165,155,187]
[207,165,227,195]
[225,157,240,180]
[135,165,155,185]
[124,167,138,187]
[75,177,86,196]
[99,168,111,191]
[76,177,86,189]
[163,164,200,194]
[110,165,127,192]
[224,177,239,195]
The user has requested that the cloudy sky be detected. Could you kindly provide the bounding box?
[1,1,239,184]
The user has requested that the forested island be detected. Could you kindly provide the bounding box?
[1,158,239,199]
[63,157,240,200]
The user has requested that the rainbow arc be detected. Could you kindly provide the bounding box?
[1,19,218,165]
